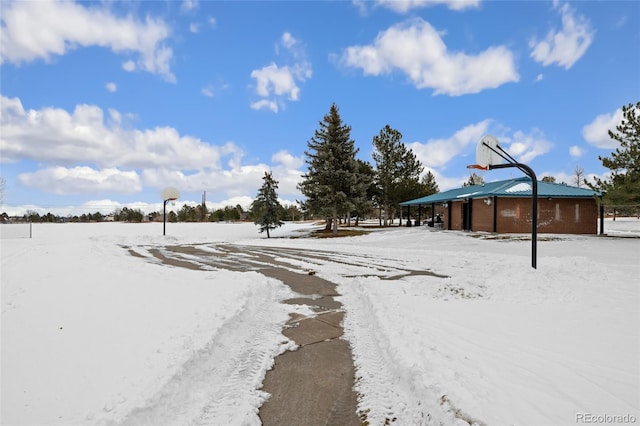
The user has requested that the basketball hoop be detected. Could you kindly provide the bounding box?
[466,164,489,171]
[161,187,181,236]
[469,135,539,269]
[466,164,488,185]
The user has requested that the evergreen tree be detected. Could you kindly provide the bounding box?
[177,204,197,222]
[463,172,485,187]
[252,171,284,238]
[420,170,439,195]
[587,101,640,213]
[541,176,556,183]
[298,103,360,235]
[350,159,376,225]
[372,125,424,226]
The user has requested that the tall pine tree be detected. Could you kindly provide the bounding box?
[587,101,640,214]
[372,125,424,226]
[420,170,439,195]
[298,103,360,235]
[463,172,485,187]
[349,159,375,226]
[251,171,284,238]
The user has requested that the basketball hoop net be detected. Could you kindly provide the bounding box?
[466,164,488,185]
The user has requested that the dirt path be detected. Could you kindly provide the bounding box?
[148,244,362,425]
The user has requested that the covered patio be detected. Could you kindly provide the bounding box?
[400,177,604,235]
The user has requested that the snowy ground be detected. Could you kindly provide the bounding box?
[2,218,639,425]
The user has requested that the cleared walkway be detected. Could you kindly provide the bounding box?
[150,244,361,425]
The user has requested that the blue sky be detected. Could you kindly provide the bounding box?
[1,0,638,216]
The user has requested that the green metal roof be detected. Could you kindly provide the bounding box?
[400,177,601,206]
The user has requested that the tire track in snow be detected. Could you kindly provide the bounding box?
[340,279,451,425]
[111,281,294,426]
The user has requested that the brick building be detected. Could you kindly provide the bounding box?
[400,177,604,235]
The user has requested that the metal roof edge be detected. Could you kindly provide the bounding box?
[400,177,601,206]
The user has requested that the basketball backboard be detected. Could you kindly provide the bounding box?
[476,135,504,168]
[161,187,180,201]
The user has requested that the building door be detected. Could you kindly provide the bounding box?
[462,201,472,231]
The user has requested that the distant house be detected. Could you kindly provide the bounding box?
[400,177,603,235]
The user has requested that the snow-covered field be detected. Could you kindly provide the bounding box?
[2,218,639,425]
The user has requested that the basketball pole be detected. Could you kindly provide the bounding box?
[163,199,168,236]
[488,162,538,270]
[471,138,539,269]
[472,136,539,269]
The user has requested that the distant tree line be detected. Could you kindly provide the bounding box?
[2,203,304,224]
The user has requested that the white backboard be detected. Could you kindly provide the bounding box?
[476,135,504,167]
[161,187,180,201]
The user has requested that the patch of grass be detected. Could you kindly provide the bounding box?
[310,228,370,238]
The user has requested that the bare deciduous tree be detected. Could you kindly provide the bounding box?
[572,165,585,187]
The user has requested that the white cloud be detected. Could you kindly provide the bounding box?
[208,17,217,28]
[407,120,492,168]
[0,96,305,199]
[582,108,622,149]
[529,3,594,69]
[502,129,553,163]
[189,23,200,33]
[540,170,608,188]
[569,145,584,158]
[374,0,480,12]
[407,122,553,174]
[0,95,240,171]
[0,1,175,82]
[613,15,628,30]
[106,82,117,92]
[250,32,312,112]
[181,0,199,12]
[18,166,141,195]
[281,32,297,49]
[122,60,136,72]
[201,85,214,97]
[250,99,278,113]
[272,150,303,170]
[535,74,544,82]
[338,18,519,96]
[138,163,301,200]
[421,167,471,191]
[251,63,302,100]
